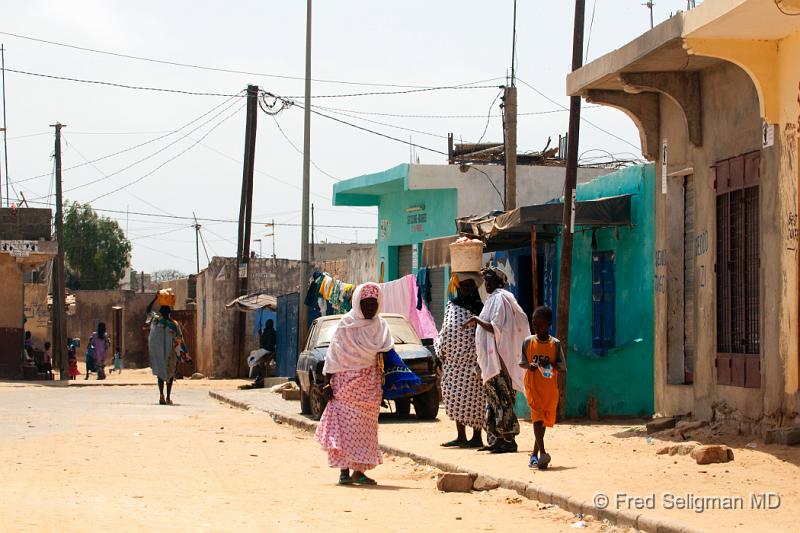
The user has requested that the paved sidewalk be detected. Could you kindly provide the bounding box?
[211,388,800,533]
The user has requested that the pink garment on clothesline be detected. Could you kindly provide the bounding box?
[380,275,438,340]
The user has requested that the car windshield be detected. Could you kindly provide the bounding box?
[313,315,421,347]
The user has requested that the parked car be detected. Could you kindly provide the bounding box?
[296,313,439,420]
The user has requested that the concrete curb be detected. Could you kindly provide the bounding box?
[209,390,697,533]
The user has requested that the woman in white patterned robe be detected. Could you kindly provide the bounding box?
[434,273,486,448]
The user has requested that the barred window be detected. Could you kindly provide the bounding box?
[715,152,760,388]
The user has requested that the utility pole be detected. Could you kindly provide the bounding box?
[1,44,9,207]
[50,123,67,380]
[555,0,586,419]
[235,84,259,376]
[264,220,276,259]
[503,0,518,211]
[311,203,315,262]
[193,212,201,274]
[643,1,654,29]
[298,0,313,345]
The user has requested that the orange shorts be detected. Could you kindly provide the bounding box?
[529,404,556,427]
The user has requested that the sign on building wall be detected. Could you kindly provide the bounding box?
[762,122,776,148]
[380,219,390,240]
[412,243,419,271]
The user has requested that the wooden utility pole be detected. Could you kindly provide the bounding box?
[310,203,315,262]
[503,86,517,211]
[555,0,586,418]
[50,123,67,380]
[1,44,9,207]
[298,0,313,345]
[235,84,259,376]
[504,0,518,211]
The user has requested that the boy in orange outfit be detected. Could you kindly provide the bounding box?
[520,306,566,470]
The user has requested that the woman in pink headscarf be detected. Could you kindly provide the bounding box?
[314,282,392,486]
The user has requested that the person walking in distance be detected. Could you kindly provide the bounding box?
[146,290,189,405]
[88,323,110,380]
[464,267,530,454]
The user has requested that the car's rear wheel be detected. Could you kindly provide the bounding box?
[310,385,328,420]
[394,398,411,418]
[298,375,312,415]
[412,386,439,420]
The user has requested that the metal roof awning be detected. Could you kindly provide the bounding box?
[455,194,632,252]
[226,292,277,312]
[421,235,458,269]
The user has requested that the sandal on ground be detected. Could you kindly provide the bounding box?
[351,474,377,486]
[460,440,484,449]
[537,452,551,470]
[440,439,467,448]
[528,454,539,468]
[338,473,354,485]
[166,398,173,405]
[159,397,166,405]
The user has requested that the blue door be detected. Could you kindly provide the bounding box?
[591,251,616,355]
[276,293,300,378]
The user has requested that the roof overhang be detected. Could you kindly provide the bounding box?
[455,195,632,252]
[332,163,409,207]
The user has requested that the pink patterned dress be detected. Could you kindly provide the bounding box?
[314,364,383,472]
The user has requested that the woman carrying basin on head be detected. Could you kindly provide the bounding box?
[314,282,392,486]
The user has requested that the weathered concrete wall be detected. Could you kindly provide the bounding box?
[346,244,378,285]
[0,254,23,329]
[654,62,777,427]
[23,283,49,349]
[0,208,52,240]
[66,290,156,368]
[409,163,610,217]
[195,257,305,377]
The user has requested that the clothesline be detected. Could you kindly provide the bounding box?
[304,271,439,340]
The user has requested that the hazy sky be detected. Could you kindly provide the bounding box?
[2,1,694,273]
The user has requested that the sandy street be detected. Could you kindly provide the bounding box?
[0,381,601,533]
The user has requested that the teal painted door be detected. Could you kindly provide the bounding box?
[591,251,615,356]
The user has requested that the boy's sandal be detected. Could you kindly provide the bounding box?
[440,439,466,448]
[351,474,377,486]
[338,473,354,485]
[528,454,539,468]
[537,453,551,470]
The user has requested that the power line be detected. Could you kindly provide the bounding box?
[15,94,243,184]
[88,102,245,203]
[4,67,245,97]
[0,30,503,90]
[25,199,376,229]
[516,77,641,151]
[476,90,503,145]
[312,105,450,140]
[309,104,600,119]
[268,114,344,182]
[286,82,500,100]
[295,103,447,155]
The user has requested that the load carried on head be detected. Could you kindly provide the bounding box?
[156,288,177,308]
[449,237,484,273]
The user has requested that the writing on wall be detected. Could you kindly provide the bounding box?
[655,249,667,294]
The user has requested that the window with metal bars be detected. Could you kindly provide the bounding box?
[715,152,761,388]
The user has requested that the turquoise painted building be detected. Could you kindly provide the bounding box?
[333,163,458,326]
[554,164,655,417]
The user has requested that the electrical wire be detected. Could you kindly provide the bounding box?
[476,90,504,145]
[516,77,641,151]
[294,103,447,155]
[269,114,343,182]
[585,0,599,61]
[15,93,243,184]
[3,67,244,97]
[0,30,504,90]
[309,105,450,140]
[88,102,245,203]
[308,104,600,119]
[23,199,376,229]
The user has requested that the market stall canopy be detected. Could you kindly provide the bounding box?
[225,293,277,312]
[455,194,632,252]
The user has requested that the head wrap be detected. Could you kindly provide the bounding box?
[481,266,508,286]
[323,283,394,374]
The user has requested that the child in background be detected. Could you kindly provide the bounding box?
[68,338,80,380]
[40,342,54,378]
[519,306,566,470]
[113,351,123,374]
